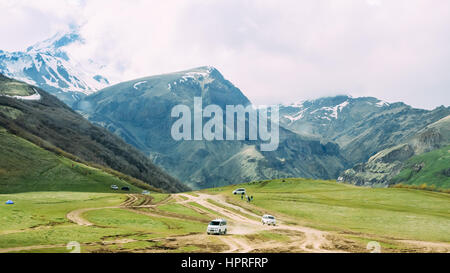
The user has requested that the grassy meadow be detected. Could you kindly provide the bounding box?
[0,176,448,252]
[0,191,206,252]
[205,178,450,242]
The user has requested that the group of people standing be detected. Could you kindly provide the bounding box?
[240,192,253,202]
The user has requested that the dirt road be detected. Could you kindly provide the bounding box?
[62,192,336,252]
[176,192,338,253]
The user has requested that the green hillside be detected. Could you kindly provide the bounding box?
[392,145,450,190]
[341,115,450,189]
[0,74,188,192]
[206,178,450,242]
[0,126,142,193]
[0,76,35,96]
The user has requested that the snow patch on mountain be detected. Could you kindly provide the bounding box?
[178,66,216,85]
[0,28,110,99]
[283,108,308,124]
[282,98,350,122]
[376,100,390,107]
[133,81,147,90]
[322,100,349,119]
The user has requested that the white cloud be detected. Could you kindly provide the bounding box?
[1,0,449,109]
[366,0,382,6]
[0,0,83,50]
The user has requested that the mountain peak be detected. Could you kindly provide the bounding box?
[178,66,220,78]
[26,27,82,54]
[191,65,217,72]
[284,95,351,109]
[0,27,109,106]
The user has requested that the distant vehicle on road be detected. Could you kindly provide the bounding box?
[110,185,119,190]
[232,188,246,195]
[142,190,150,195]
[121,186,130,191]
[207,219,227,235]
[262,214,276,226]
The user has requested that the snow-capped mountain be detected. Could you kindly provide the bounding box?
[280,95,390,125]
[279,95,450,164]
[74,67,346,189]
[0,28,109,106]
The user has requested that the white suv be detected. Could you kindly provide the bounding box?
[262,215,276,226]
[232,188,246,195]
[207,219,227,235]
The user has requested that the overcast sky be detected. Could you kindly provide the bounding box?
[1,0,449,109]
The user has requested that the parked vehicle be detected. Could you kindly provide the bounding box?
[110,185,119,190]
[142,190,150,195]
[262,214,276,226]
[121,186,130,191]
[232,188,246,195]
[207,219,227,235]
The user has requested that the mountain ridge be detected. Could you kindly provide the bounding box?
[0,74,188,192]
[75,67,347,189]
[1,28,448,190]
[279,95,450,164]
[339,115,450,189]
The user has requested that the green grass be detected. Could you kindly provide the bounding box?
[0,192,204,251]
[179,195,189,201]
[0,192,125,233]
[210,178,450,242]
[0,76,35,96]
[150,193,170,204]
[0,128,142,193]
[1,176,449,252]
[188,202,226,219]
[392,145,450,190]
[0,225,128,249]
[0,106,23,120]
[206,198,259,221]
[85,208,204,236]
[158,203,209,220]
[0,191,130,249]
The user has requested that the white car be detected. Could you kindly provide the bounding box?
[110,185,119,190]
[262,214,276,226]
[232,188,246,195]
[207,219,227,235]
[142,190,150,195]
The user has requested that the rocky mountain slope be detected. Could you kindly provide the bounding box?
[0,74,187,192]
[75,67,347,189]
[0,28,109,107]
[339,115,450,189]
[279,96,450,164]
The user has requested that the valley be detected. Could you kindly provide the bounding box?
[1,2,449,258]
[1,34,448,255]
[0,178,448,253]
